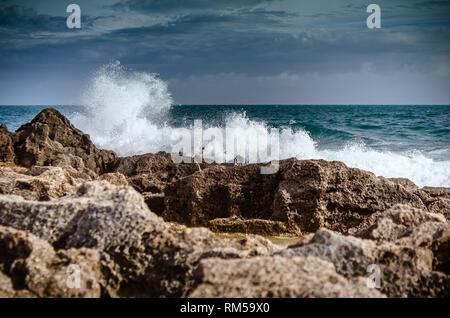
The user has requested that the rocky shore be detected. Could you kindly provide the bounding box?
[0,108,448,297]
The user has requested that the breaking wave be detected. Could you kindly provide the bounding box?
[70,61,450,187]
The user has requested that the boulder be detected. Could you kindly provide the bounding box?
[0,124,15,163]
[0,165,90,201]
[277,228,449,297]
[164,159,427,235]
[0,225,100,297]
[189,255,384,298]
[357,204,450,275]
[12,108,116,174]
[0,181,274,297]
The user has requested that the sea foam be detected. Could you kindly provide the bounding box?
[71,62,450,187]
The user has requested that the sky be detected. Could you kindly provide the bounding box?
[0,0,449,105]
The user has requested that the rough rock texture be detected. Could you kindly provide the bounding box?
[0,181,274,297]
[357,204,450,275]
[0,165,89,201]
[278,226,449,297]
[112,152,208,214]
[189,255,384,298]
[1,108,449,298]
[0,225,100,297]
[164,159,428,235]
[11,108,116,174]
[0,124,15,163]
[420,187,450,221]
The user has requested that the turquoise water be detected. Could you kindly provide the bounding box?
[0,105,449,187]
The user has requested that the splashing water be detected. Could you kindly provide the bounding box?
[69,62,450,187]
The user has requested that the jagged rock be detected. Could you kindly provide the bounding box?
[0,165,89,201]
[0,124,15,163]
[12,108,116,174]
[0,225,100,298]
[164,159,427,235]
[112,152,208,213]
[422,187,450,200]
[97,172,129,186]
[277,228,449,297]
[0,181,274,297]
[50,154,98,180]
[357,204,450,275]
[189,255,384,298]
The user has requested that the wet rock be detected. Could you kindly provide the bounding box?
[0,225,100,298]
[277,228,449,297]
[189,255,384,298]
[12,108,116,174]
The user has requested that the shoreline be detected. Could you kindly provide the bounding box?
[0,107,448,298]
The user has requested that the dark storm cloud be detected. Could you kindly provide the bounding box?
[0,0,449,104]
[0,4,64,32]
[112,0,273,12]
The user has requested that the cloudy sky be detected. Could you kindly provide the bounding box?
[0,0,449,104]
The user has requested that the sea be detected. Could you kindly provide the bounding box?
[0,63,449,187]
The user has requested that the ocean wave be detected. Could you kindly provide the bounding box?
[70,62,450,187]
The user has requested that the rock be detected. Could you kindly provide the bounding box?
[0,225,100,297]
[0,124,15,163]
[12,108,116,174]
[97,172,129,186]
[112,152,209,213]
[189,255,384,298]
[164,159,426,235]
[422,187,450,200]
[0,181,274,297]
[208,217,299,236]
[357,204,450,275]
[387,178,419,192]
[0,165,89,201]
[277,228,449,297]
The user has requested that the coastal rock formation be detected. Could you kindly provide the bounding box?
[0,165,91,201]
[189,255,384,298]
[0,124,15,163]
[164,159,427,235]
[0,108,449,298]
[9,108,116,174]
[0,181,274,297]
[277,225,450,297]
[0,225,100,297]
[113,153,208,213]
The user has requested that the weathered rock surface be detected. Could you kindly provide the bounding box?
[112,152,208,214]
[0,181,274,297]
[0,124,15,163]
[357,204,450,275]
[9,108,116,174]
[277,226,450,297]
[164,159,429,235]
[0,225,100,297]
[1,108,449,298]
[0,165,89,201]
[189,255,384,298]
